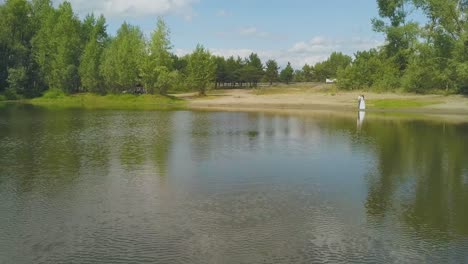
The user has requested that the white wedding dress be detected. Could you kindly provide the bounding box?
[358,96,366,110]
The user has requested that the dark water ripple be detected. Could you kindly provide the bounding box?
[0,107,468,263]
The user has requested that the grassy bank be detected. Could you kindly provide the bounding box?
[30,91,186,110]
[369,99,441,109]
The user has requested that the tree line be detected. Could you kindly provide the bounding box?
[0,0,300,99]
[0,0,215,98]
[289,0,468,94]
[1,0,467,100]
[337,0,468,93]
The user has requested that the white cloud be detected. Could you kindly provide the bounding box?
[238,26,272,38]
[214,26,287,41]
[212,48,260,59]
[175,47,327,69]
[289,37,382,54]
[216,9,229,17]
[286,36,384,66]
[239,27,258,36]
[54,0,198,18]
[176,36,383,69]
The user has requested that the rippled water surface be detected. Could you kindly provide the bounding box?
[1,105,468,263]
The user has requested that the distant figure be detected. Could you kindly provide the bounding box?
[358,95,366,110]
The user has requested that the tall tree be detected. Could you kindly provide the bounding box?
[141,17,174,94]
[0,0,40,98]
[79,14,107,93]
[314,52,352,81]
[265,59,279,85]
[302,64,314,82]
[280,62,294,84]
[30,0,55,93]
[225,56,241,87]
[214,56,227,88]
[100,22,145,93]
[372,0,420,71]
[337,49,400,90]
[244,53,264,87]
[187,44,215,96]
[32,1,82,93]
[293,69,305,82]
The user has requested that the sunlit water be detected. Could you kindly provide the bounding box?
[1,104,467,263]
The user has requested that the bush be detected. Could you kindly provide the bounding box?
[4,88,21,100]
[0,94,6,101]
[6,67,27,96]
[42,89,66,99]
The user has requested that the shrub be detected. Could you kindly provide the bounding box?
[4,88,21,100]
[42,89,66,99]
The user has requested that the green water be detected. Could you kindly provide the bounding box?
[0,105,467,263]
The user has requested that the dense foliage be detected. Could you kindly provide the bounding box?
[337,0,468,93]
[1,0,467,99]
[0,0,217,97]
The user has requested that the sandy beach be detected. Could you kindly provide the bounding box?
[177,85,468,116]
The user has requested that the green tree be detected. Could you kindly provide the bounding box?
[453,30,468,93]
[314,52,352,81]
[187,44,215,96]
[225,56,242,87]
[50,2,81,92]
[244,53,264,87]
[214,56,227,88]
[280,62,294,84]
[302,64,314,82]
[32,1,82,93]
[6,66,27,98]
[154,67,180,94]
[372,0,420,72]
[141,17,174,94]
[337,49,400,90]
[265,59,279,85]
[173,54,188,73]
[79,14,107,93]
[293,69,305,82]
[0,0,45,97]
[100,22,145,93]
[30,0,55,91]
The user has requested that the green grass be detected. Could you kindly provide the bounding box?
[369,99,440,109]
[30,92,186,110]
[253,83,332,96]
[253,87,307,95]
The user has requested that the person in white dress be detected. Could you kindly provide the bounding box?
[357,95,366,130]
[358,95,366,110]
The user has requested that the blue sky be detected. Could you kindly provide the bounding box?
[57,0,386,68]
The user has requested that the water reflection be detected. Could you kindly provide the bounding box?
[357,111,365,130]
[364,120,468,238]
[0,105,467,263]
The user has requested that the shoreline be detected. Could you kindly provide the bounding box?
[183,88,468,117]
[3,87,467,121]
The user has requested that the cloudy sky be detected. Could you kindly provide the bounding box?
[54,0,385,68]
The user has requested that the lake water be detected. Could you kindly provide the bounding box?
[1,104,467,263]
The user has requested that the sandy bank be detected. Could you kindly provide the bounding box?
[177,87,468,116]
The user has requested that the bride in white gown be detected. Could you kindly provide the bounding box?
[358,95,366,110]
[357,95,366,130]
